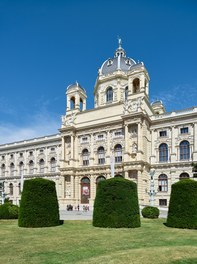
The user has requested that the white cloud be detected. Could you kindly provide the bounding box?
[152,83,197,111]
[0,111,61,145]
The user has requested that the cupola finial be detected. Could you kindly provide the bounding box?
[117,36,122,48]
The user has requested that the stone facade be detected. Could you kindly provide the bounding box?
[0,41,197,209]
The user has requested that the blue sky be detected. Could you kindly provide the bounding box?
[0,0,197,144]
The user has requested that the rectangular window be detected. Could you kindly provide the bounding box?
[159,199,167,206]
[97,134,104,140]
[82,137,88,143]
[159,131,167,137]
[83,160,89,166]
[114,130,123,138]
[180,127,188,134]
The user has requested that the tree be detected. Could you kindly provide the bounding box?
[93,177,140,228]
[166,179,197,229]
[18,178,60,227]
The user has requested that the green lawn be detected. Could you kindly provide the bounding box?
[0,219,197,264]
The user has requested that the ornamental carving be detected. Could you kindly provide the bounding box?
[123,97,143,114]
[63,112,76,126]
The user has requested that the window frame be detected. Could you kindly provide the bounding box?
[159,143,168,162]
[180,140,190,160]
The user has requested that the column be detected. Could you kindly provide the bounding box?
[124,124,129,162]
[75,94,80,109]
[170,126,176,162]
[125,124,128,152]
[150,129,156,163]
[137,170,144,203]
[71,175,75,201]
[106,130,111,164]
[89,176,95,209]
[74,135,79,165]
[137,122,143,159]
[66,96,70,111]
[90,133,94,165]
[124,171,129,179]
[193,123,197,160]
[75,176,79,205]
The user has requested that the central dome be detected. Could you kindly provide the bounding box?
[100,39,137,75]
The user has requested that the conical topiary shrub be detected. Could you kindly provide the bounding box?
[93,177,141,228]
[166,179,197,229]
[18,178,60,227]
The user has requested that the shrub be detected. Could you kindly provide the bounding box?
[18,178,60,227]
[166,179,197,229]
[141,206,159,219]
[93,177,141,228]
[0,203,19,219]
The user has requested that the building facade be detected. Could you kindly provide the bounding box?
[0,41,197,209]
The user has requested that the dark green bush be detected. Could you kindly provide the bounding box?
[0,203,19,219]
[141,206,159,219]
[166,179,197,229]
[18,178,60,227]
[93,177,141,228]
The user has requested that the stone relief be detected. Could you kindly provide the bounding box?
[132,143,138,153]
[123,97,143,114]
[63,112,76,126]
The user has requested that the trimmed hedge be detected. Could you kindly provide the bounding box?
[18,178,60,227]
[0,203,19,219]
[142,206,159,219]
[93,177,141,228]
[166,179,197,229]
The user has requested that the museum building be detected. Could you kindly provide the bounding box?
[0,41,197,209]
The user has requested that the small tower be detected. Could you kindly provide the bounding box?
[66,82,87,115]
[151,100,166,115]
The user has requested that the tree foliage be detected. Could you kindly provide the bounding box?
[141,206,159,219]
[166,179,197,229]
[93,177,141,228]
[18,178,60,227]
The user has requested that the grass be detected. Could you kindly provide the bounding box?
[0,219,197,264]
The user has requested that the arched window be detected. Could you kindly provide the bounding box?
[70,96,75,109]
[50,157,56,172]
[19,161,24,176]
[159,143,168,162]
[81,177,90,204]
[10,163,15,176]
[98,146,105,164]
[125,86,128,101]
[106,87,113,102]
[115,174,123,178]
[1,164,5,177]
[39,159,45,173]
[9,183,13,195]
[133,78,140,93]
[114,144,122,163]
[96,176,106,188]
[82,149,89,166]
[180,140,190,160]
[29,160,34,174]
[179,172,189,180]
[158,174,168,192]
